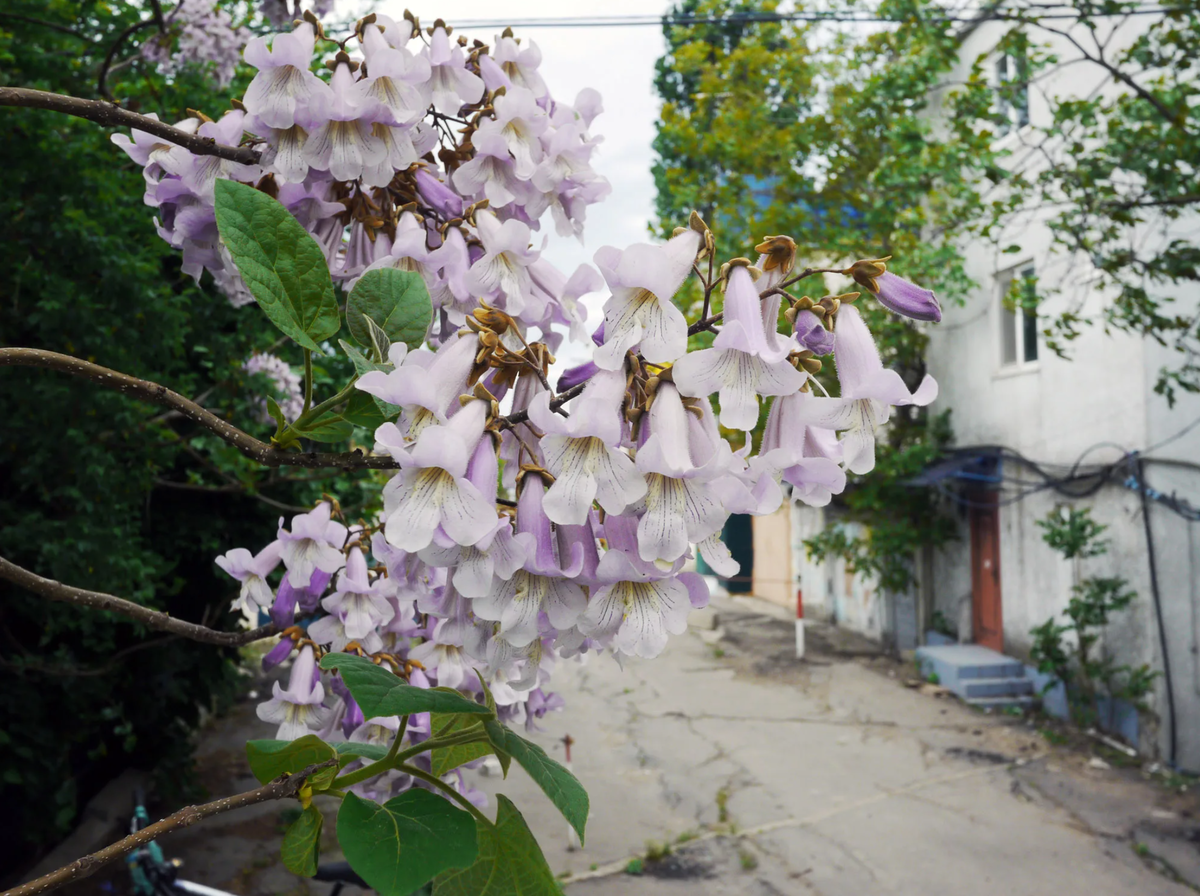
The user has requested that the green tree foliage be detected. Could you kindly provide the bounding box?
[653,0,1000,588]
[0,2,365,869]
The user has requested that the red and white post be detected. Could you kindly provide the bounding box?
[795,588,805,660]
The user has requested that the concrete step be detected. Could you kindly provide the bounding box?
[966,695,1036,712]
[959,676,1035,699]
[916,644,1026,691]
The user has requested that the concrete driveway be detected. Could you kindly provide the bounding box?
[84,598,1199,896]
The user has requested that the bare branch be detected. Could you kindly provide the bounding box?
[0,13,91,39]
[0,556,275,648]
[2,759,338,896]
[0,87,262,165]
[97,19,158,99]
[0,348,398,470]
[499,381,586,429]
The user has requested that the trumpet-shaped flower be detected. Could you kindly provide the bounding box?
[473,86,548,179]
[242,22,322,129]
[215,540,283,611]
[256,646,331,741]
[472,475,587,647]
[382,399,496,551]
[321,547,397,640]
[425,26,484,115]
[634,384,729,567]
[673,266,806,431]
[527,369,646,525]
[792,304,938,474]
[278,502,347,588]
[465,210,539,316]
[593,229,700,370]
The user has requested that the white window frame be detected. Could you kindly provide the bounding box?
[996,263,1039,373]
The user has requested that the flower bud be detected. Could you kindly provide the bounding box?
[871,273,942,323]
[793,309,835,356]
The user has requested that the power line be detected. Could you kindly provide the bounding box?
[439,7,1183,29]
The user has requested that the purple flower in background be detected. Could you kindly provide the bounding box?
[321,548,396,640]
[243,351,303,423]
[256,646,331,740]
[760,391,847,507]
[473,86,548,178]
[793,309,836,355]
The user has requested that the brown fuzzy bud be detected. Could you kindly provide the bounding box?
[843,257,890,293]
[754,235,797,275]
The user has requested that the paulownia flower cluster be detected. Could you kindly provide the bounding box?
[115,10,941,814]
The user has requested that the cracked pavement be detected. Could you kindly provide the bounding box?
[100,598,1200,896]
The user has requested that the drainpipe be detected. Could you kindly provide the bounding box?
[1138,457,1177,766]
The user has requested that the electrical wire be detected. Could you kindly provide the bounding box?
[440,7,1185,29]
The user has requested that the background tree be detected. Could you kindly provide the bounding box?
[0,2,366,872]
[653,0,996,590]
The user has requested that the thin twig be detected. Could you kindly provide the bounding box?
[3,759,338,896]
[97,19,158,99]
[0,87,262,165]
[499,381,586,429]
[0,13,91,39]
[0,556,275,648]
[0,348,397,470]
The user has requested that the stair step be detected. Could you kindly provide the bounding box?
[966,695,1036,712]
[960,677,1034,698]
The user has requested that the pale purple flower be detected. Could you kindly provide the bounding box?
[577,516,693,660]
[792,304,938,474]
[527,369,647,525]
[491,35,548,98]
[278,502,347,588]
[452,131,526,209]
[308,613,384,654]
[425,26,484,115]
[634,384,730,567]
[243,351,303,423]
[465,210,539,316]
[473,86,548,179]
[381,400,496,551]
[360,23,431,127]
[593,229,700,370]
[140,0,250,88]
[471,474,586,647]
[303,61,388,183]
[793,309,835,355]
[215,541,283,611]
[673,266,807,431]
[760,390,847,507]
[256,646,332,740]
[242,22,322,130]
[321,548,397,640]
[409,619,485,691]
[360,334,476,446]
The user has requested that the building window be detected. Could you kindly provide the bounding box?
[995,48,1030,134]
[999,265,1038,366]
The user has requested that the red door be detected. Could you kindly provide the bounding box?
[970,494,1003,652]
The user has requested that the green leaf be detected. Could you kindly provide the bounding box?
[281,804,323,877]
[337,790,477,896]
[213,179,340,351]
[342,389,391,430]
[364,315,393,362]
[340,339,391,376]
[346,268,432,351]
[431,681,506,777]
[432,796,559,896]
[489,726,587,843]
[320,654,493,720]
[291,411,354,443]
[334,742,390,763]
[245,735,337,790]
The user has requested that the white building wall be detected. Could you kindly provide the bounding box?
[922,15,1200,766]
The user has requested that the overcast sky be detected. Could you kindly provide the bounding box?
[382,1,676,364]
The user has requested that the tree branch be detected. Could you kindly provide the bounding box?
[0,13,91,39]
[0,87,262,165]
[2,759,338,896]
[0,348,398,470]
[0,556,275,648]
[498,381,586,429]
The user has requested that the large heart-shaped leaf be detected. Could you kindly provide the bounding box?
[432,796,558,896]
[488,726,587,843]
[346,268,432,350]
[281,804,323,877]
[245,735,337,790]
[214,179,340,351]
[320,654,493,720]
[338,790,477,896]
